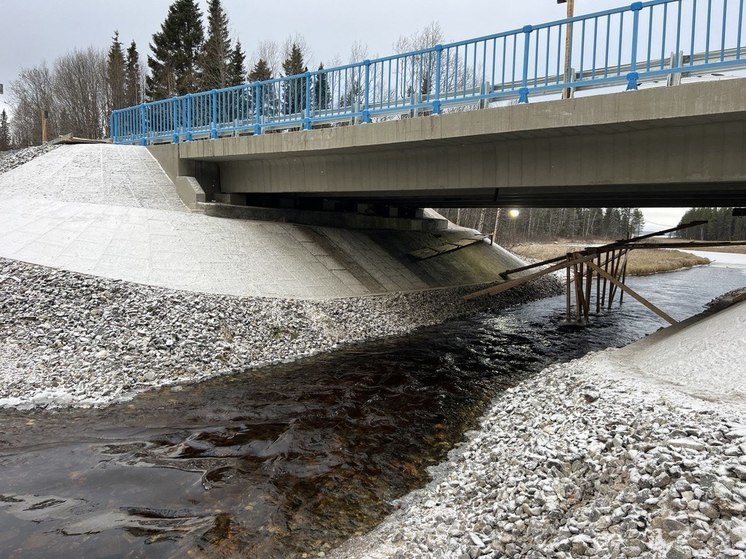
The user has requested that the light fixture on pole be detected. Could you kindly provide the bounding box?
[557,0,575,99]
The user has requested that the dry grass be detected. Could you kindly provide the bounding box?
[510,243,711,276]
[643,239,746,254]
[688,245,746,255]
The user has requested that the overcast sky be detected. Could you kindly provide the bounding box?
[0,0,690,227]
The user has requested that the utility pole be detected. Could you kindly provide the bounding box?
[41,110,49,144]
[557,0,575,99]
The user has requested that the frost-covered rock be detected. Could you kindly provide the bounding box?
[0,144,58,174]
[329,301,746,559]
[0,256,559,409]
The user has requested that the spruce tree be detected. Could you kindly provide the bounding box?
[146,0,204,100]
[199,0,231,89]
[107,31,127,110]
[248,59,275,117]
[0,110,10,151]
[281,43,307,115]
[313,64,331,111]
[631,209,645,236]
[228,40,246,86]
[125,41,142,106]
[248,59,272,82]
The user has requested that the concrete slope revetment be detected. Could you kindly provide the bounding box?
[0,144,522,299]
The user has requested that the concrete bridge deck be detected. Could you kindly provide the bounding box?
[151,79,746,209]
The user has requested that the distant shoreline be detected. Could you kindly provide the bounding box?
[510,242,713,276]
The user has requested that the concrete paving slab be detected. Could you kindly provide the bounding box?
[0,144,521,299]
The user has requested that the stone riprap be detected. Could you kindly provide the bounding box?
[330,305,746,559]
[0,256,559,409]
[0,144,59,174]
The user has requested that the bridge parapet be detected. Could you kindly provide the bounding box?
[113,0,746,146]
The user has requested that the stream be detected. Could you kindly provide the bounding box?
[0,254,744,558]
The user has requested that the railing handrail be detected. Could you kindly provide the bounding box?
[112,0,746,144]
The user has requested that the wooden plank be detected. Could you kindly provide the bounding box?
[598,220,707,247]
[499,254,569,278]
[464,251,600,300]
[586,261,678,325]
[620,241,746,249]
[499,221,710,280]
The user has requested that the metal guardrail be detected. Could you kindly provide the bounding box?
[111,0,746,145]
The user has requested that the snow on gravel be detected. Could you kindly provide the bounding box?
[0,257,560,410]
[331,299,746,559]
[0,144,58,174]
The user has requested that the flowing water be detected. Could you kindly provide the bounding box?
[0,256,744,558]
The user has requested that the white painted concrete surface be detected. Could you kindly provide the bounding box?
[0,145,512,298]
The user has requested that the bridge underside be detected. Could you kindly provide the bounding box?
[151,79,746,211]
[234,182,746,210]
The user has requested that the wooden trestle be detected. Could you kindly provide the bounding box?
[464,221,746,325]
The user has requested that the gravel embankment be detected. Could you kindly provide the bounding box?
[0,144,59,173]
[0,257,560,409]
[330,332,746,559]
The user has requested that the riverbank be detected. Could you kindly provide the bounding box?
[0,257,560,409]
[511,243,711,275]
[331,295,746,559]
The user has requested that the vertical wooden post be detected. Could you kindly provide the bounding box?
[619,249,629,306]
[607,249,616,308]
[572,256,584,322]
[41,110,49,144]
[584,261,592,320]
[566,254,572,321]
[595,252,601,314]
[601,249,611,307]
[609,249,624,308]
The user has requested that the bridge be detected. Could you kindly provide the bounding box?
[112,0,746,212]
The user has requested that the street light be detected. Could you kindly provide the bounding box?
[557,0,575,99]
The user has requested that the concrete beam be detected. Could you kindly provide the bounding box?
[154,79,746,208]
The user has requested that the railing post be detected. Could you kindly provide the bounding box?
[210,90,218,139]
[433,44,443,115]
[110,110,117,144]
[139,103,147,145]
[627,2,643,90]
[254,82,262,135]
[519,25,533,103]
[172,98,179,143]
[362,60,371,123]
[304,71,312,130]
[186,94,193,142]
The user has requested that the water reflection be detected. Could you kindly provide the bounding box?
[0,261,743,558]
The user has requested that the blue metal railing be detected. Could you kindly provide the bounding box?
[111,0,746,145]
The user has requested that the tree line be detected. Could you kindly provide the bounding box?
[674,208,746,241]
[9,38,141,147]
[5,0,454,146]
[436,207,646,245]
